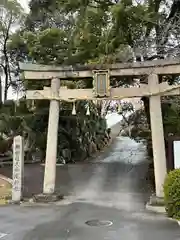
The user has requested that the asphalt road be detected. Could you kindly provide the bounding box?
[0,136,179,240]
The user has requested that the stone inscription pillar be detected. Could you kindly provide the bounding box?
[12,135,24,202]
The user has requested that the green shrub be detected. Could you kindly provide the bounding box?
[164,169,180,219]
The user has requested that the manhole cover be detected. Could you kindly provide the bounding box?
[85,220,113,227]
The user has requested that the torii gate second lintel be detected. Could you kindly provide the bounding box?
[26,81,180,102]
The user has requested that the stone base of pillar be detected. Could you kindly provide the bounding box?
[32,193,64,203]
[9,200,21,205]
[148,194,164,206]
[9,196,23,204]
[146,194,166,214]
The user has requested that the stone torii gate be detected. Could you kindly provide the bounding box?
[19,59,180,199]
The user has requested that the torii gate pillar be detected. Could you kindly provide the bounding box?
[149,74,167,198]
[43,78,60,194]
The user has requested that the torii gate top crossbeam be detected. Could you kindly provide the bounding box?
[19,59,180,80]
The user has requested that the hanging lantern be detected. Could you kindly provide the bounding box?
[26,100,31,110]
[16,99,20,107]
[14,101,17,112]
[15,95,19,112]
[72,102,76,115]
[16,93,20,106]
[86,103,90,116]
[118,103,122,113]
[31,100,36,111]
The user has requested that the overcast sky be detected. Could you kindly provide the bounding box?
[18,0,30,13]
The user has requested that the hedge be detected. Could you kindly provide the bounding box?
[164,169,180,219]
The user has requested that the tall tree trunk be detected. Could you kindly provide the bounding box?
[3,65,9,101]
[0,76,2,107]
[2,12,13,102]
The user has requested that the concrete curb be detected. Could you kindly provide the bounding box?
[168,218,180,225]
[145,203,180,226]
